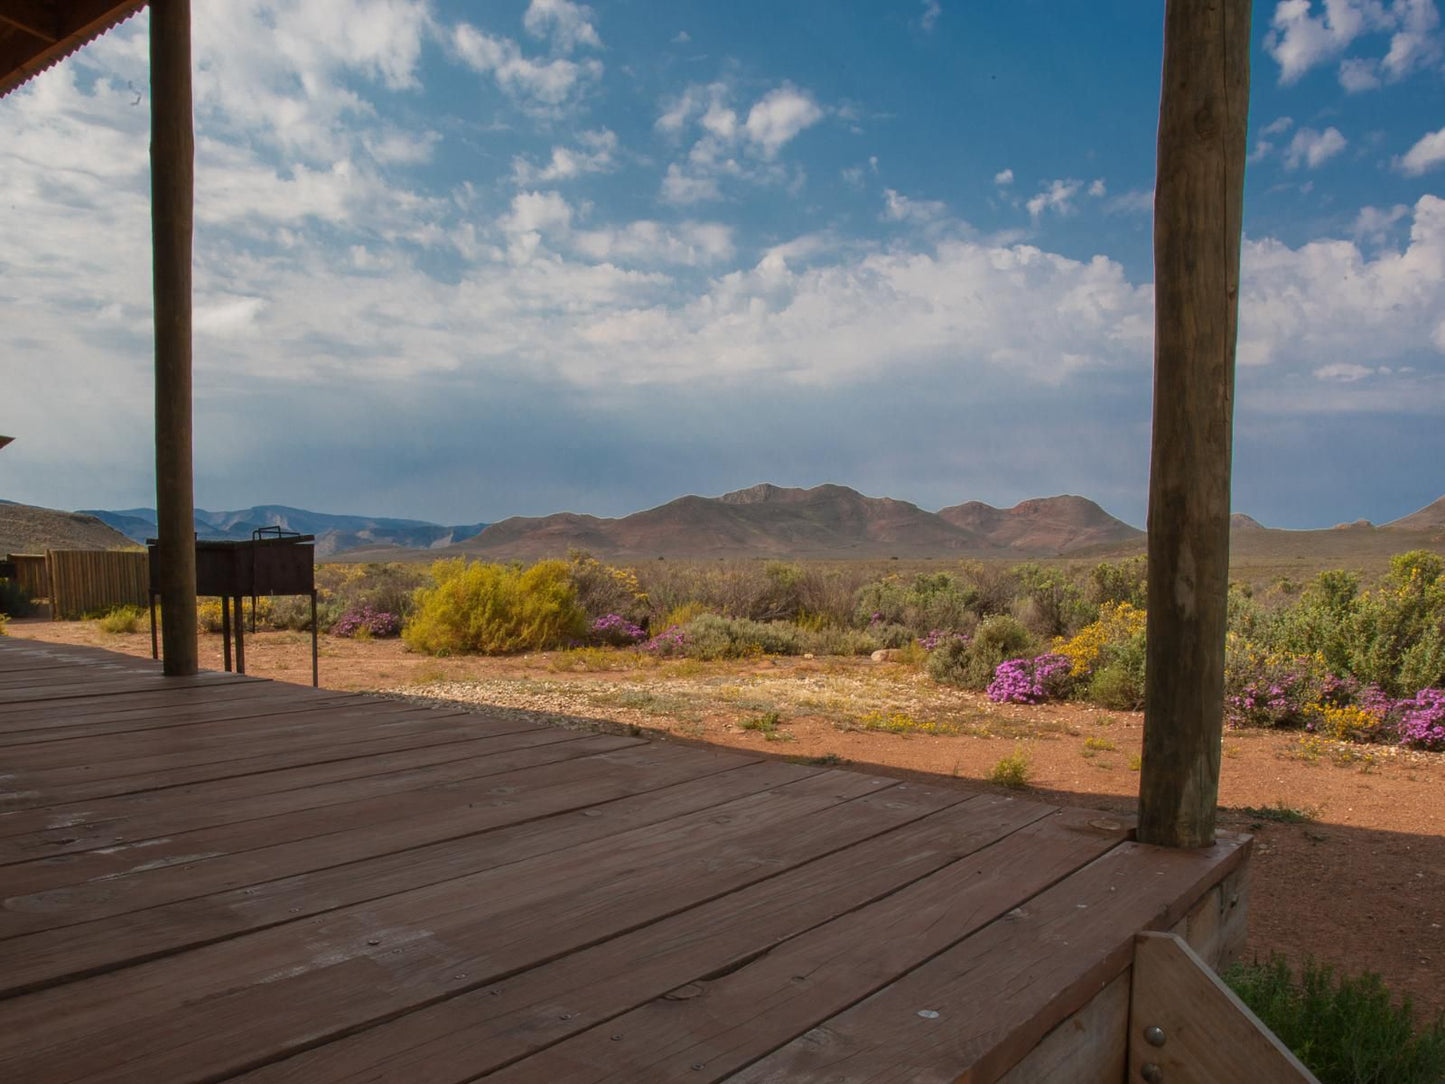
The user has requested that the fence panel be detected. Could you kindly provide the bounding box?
[4,554,49,602]
[45,550,150,619]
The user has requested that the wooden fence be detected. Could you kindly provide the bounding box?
[45,550,150,620]
[4,554,49,602]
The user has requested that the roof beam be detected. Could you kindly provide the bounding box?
[0,0,147,97]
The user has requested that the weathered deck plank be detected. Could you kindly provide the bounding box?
[0,638,1249,1083]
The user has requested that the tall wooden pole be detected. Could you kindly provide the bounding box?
[1138,0,1251,847]
[150,0,198,676]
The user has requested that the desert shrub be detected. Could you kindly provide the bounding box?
[97,605,145,634]
[854,571,977,635]
[1396,687,1445,750]
[928,614,1034,689]
[1223,638,1328,729]
[1012,563,1094,639]
[642,624,688,657]
[1055,601,1147,678]
[1086,640,1147,710]
[568,551,650,625]
[958,562,1020,618]
[987,653,1074,704]
[1267,555,1445,696]
[1223,955,1445,1084]
[590,613,646,646]
[268,595,340,632]
[797,625,880,657]
[1087,556,1147,609]
[402,558,586,655]
[869,621,917,649]
[332,603,401,639]
[679,614,802,659]
[987,747,1031,789]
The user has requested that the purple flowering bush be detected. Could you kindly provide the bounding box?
[642,624,688,657]
[332,603,401,639]
[987,653,1074,705]
[1396,687,1445,750]
[1223,640,1325,729]
[591,613,647,646]
[921,629,970,652]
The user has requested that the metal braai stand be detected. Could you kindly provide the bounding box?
[148,534,319,686]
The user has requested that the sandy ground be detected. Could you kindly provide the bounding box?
[9,618,1444,1020]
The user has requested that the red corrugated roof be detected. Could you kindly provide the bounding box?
[0,1,149,98]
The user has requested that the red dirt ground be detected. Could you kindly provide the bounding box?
[9,619,1443,1021]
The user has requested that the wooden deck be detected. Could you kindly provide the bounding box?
[0,638,1249,1083]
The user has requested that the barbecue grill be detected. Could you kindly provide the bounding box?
[147,532,319,685]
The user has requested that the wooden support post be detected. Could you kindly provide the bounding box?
[150,0,198,677]
[1139,0,1251,848]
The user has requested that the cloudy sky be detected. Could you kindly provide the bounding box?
[3,0,1444,529]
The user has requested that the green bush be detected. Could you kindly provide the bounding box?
[854,571,978,635]
[403,558,587,655]
[1087,556,1147,609]
[1224,955,1445,1083]
[1012,562,1094,639]
[679,614,802,659]
[1087,626,1148,710]
[928,614,1034,690]
[97,605,145,634]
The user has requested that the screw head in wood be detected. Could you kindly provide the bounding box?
[1141,1063,1164,1083]
[1144,1025,1167,1047]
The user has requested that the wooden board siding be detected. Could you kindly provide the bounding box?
[43,549,150,619]
[0,639,1250,1082]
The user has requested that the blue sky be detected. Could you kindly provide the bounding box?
[3,0,1444,529]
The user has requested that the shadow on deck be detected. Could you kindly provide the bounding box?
[0,638,1250,1082]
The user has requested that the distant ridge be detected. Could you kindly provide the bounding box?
[1384,495,1445,533]
[82,506,488,558]
[435,485,1143,561]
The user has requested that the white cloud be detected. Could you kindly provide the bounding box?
[1338,55,1383,87]
[1236,195,1445,400]
[881,189,949,224]
[1088,179,1107,198]
[452,22,603,110]
[921,0,942,33]
[672,30,691,45]
[572,221,735,265]
[1264,0,1441,86]
[1262,116,1296,136]
[743,84,824,157]
[660,163,722,204]
[656,81,824,203]
[994,168,1014,186]
[1398,124,1445,173]
[1106,189,1154,215]
[1314,362,1380,381]
[1381,0,1442,77]
[1026,179,1082,220]
[522,0,603,53]
[513,129,618,184]
[1353,203,1410,242]
[1284,126,1348,168]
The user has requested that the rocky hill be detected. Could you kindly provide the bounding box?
[441,484,1141,561]
[0,501,135,554]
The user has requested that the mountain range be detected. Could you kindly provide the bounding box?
[78,506,489,558]
[5,486,1443,563]
[409,484,1147,562]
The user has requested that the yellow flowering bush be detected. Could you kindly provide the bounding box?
[1054,602,1147,678]
[403,558,587,655]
